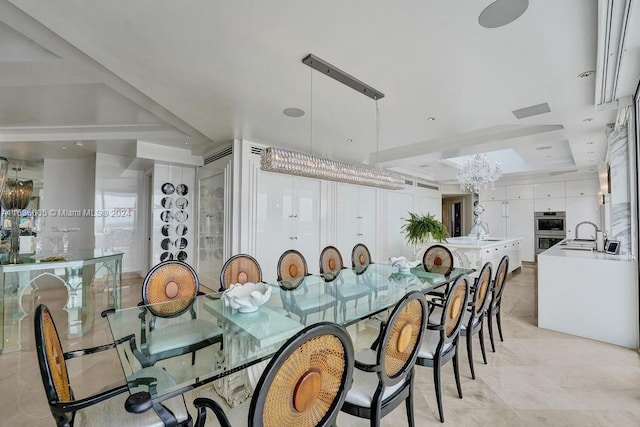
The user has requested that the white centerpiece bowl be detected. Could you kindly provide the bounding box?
[221,282,272,313]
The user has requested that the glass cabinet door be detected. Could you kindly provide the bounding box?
[198,173,225,290]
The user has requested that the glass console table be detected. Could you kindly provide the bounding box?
[106,263,473,413]
[0,250,123,353]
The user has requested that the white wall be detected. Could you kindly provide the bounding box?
[42,157,96,251]
[94,153,145,274]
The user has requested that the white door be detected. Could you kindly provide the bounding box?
[506,199,535,262]
[480,200,506,237]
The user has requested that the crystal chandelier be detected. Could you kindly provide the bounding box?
[456,154,502,194]
[260,147,404,190]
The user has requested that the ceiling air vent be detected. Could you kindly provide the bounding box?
[417,182,439,191]
[512,102,551,119]
[250,146,263,156]
[404,179,414,186]
[204,146,232,165]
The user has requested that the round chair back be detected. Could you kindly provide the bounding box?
[277,250,308,281]
[435,275,470,342]
[143,260,199,318]
[493,255,510,303]
[473,262,493,317]
[422,245,454,276]
[34,304,72,419]
[319,246,343,279]
[351,243,372,271]
[378,291,428,385]
[249,322,354,427]
[220,254,263,291]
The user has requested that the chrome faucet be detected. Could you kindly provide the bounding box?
[574,221,598,240]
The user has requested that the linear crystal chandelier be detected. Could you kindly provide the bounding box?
[456,153,502,194]
[260,54,404,190]
[260,147,404,189]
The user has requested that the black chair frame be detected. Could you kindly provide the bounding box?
[341,291,428,427]
[488,255,509,352]
[321,245,371,320]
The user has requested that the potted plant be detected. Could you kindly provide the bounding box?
[402,212,448,244]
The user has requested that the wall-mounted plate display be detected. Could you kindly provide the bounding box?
[177,251,188,262]
[160,252,174,262]
[175,237,188,250]
[176,224,188,236]
[176,184,189,196]
[175,210,188,222]
[176,197,188,209]
[161,238,172,250]
[161,210,173,222]
[161,224,171,236]
[161,197,174,208]
[162,183,175,195]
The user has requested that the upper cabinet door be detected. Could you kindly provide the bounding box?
[565,179,599,197]
[336,183,376,263]
[480,186,506,201]
[533,182,566,199]
[505,184,534,200]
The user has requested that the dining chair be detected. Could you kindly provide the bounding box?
[341,290,428,427]
[422,245,454,276]
[128,260,224,368]
[320,245,371,320]
[219,253,263,291]
[460,261,493,379]
[193,322,355,427]
[277,249,335,324]
[351,243,372,273]
[487,255,509,352]
[415,274,471,423]
[34,304,191,427]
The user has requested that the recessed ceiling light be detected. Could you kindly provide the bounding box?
[536,145,553,151]
[283,107,305,118]
[419,164,430,168]
[578,71,594,78]
[347,139,353,143]
[426,116,436,121]
[583,118,593,122]
[61,146,68,150]
[74,141,84,147]
[479,0,529,28]
[184,142,190,145]
[587,151,595,154]
[587,141,595,144]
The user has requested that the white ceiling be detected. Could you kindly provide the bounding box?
[1,0,639,184]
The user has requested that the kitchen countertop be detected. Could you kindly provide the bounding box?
[539,239,631,261]
[433,236,522,249]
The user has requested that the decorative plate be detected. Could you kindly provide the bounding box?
[161,183,175,195]
[176,184,189,196]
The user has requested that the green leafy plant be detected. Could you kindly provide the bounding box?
[402,212,448,244]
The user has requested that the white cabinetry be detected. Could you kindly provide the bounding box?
[381,190,414,260]
[481,200,507,237]
[480,186,506,201]
[255,172,320,281]
[565,179,599,197]
[336,183,376,266]
[506,184,534,200]
[565,196,601,239]
[505,199,535,262]
[534,182,566,212]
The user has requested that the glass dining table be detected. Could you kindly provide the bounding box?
[106,263,473,414]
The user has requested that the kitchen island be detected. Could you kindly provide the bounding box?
[537,240,637,348]
[417,237,522,276]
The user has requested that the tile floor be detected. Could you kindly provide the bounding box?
[1,265,639,426]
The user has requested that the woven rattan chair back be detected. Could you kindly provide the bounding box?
[277,250,308,281]
[493,255,509,303]
[351,243,372,271]
[473,262,493,317]
[319,246,343,280]
[142,260,199,318]
[35,305,72,406]
[249,322,354,427]
[378,291,428,385]
[220,254,263,291]
[422,244,454,276]
[433,275,470,342]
